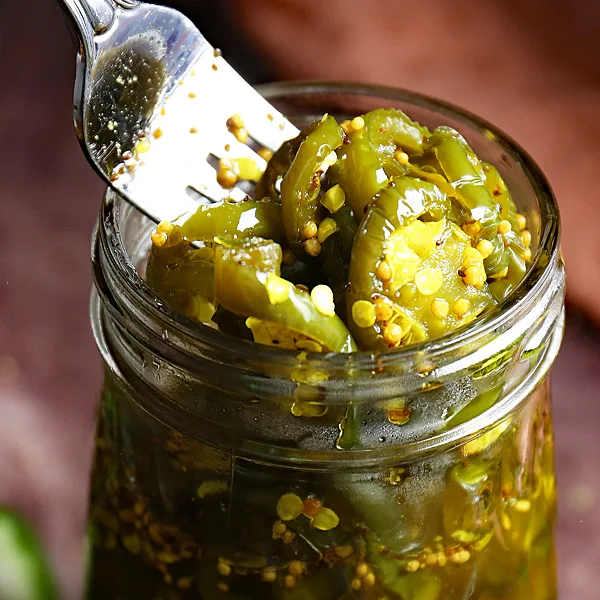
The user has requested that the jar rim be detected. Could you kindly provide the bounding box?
[96,81,561,372]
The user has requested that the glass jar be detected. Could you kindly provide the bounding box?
[86,83,565,599]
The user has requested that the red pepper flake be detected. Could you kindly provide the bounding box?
[387,408,412,426]
[302,497,322,519]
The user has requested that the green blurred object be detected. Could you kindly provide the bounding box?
[0,507,58,600]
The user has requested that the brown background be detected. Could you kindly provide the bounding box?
[0,1,599,598]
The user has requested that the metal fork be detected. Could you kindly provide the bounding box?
[56,0,300,223]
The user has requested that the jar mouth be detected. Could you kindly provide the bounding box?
[96,81,561,373]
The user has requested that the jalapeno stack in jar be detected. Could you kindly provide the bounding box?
[87,105,555,600]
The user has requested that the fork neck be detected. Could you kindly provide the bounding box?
[58,0,138,55]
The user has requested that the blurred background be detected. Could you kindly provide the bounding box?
[1,0,599,597]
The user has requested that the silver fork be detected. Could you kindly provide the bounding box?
[56,0,300,223]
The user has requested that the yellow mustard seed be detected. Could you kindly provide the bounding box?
[383,323,404,346]
[228,114,244,129]
[406,560,421,573]
[284,575,296,589]
[351,578,362,590]
[151,230,168,247]
[217,559,232,576]
[189,127,198,134]
[265,274,291,305]
[450,548,471,564]
[462,265,486,288]
[501,513,512,531]
[262,567,277,583]
[276,493,304,521]
[317,218,338,243]
[288,561,304,576]
[437,553,448,567]
[217,582,229,593]
[476,239,494,259]
[414,268,444,296]
[352,300,377,328]
[516,213,527,231]
[498,220,512,235]
[321,184,346,213]
[463,221,481,236]
[394,150,409,165]
[312,507,340,531]
[356,563,368,578]
[522,230,532,248]
[304,238,322,257]
[217,167,239,189]
[363,572,376,587]
[376,259,393,282]
[272,520,287,537]
[453,298,470,316]
[311,285,336,317]
[153,128,163,139]
[157,219,173,233]
[374,297,394,322]
[522,247,532,262]
[351,116,365,131]
[425,552,438,566]
[282,530,296,544]
[463,245,483,264]
[430,299,450,319]
[302,220,318,240]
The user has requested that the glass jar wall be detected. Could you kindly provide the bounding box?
[86,83,565,600]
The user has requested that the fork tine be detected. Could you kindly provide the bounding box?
[213,60,300,150]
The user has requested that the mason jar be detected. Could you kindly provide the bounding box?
[85,83,565,599]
